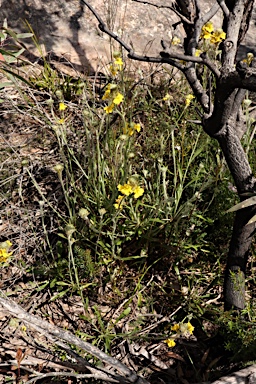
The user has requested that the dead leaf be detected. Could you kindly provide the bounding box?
[16,348,23,367]
[201,348,210,364]
[166,351,185,362]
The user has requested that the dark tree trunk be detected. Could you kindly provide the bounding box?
[224,207,256,309]
[213,120,256,309]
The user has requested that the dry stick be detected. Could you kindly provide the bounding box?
[0,294,150,384]
[131,0,193,25]
[25,372,120,384]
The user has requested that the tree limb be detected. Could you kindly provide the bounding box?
[131,0,193,25]
[0,293,150,384]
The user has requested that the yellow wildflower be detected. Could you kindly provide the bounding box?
[109,64,118,76]
[59,102,67,111]
[58,118,65,124]
[114,56,123,68]
[164,339,176,348]
[200,21,214,40]
[113,92,124,105]
[243,52,254,65]
[195,49,202,57]
[134,123,141,133]
[179,322,194,335]
[210,29,226,44]
[171,36,181,45]
[118,183,133,196]
[102,88,111,100]
[0,240,13,263]
[171,323,180,332]
[187,322,194,334]
[133,186,144,199]
[114,195,125,210]
[163,93,173,101]
[104,103,115,114]
[123,122,141,136]
[185,94,195,107]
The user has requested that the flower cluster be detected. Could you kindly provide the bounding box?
[114,178,144,210]
[185,94,195,107]
[0,240,13,263]
[102,52,125,114]
[102,83,124,114]
[109,51,124,76]
[171,36,181,46]
[200,22,226,44]
[164,321,194,348]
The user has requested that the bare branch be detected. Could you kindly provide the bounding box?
[132,0,193,25]
[160,49,220,78]
[184,65,210,112]
[222,0,245,71]
[217,0,230,17]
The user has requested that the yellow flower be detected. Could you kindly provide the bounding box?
[171,323,180,332]
[59,102,67,111]
[210,29,226,44]
[104,103,115,114]
[114,195,125,210]
[58,118,65,124]
[185,94,195,107]
[163,93,173,101]
[187,322,194,334]
[195,49,202,57]
[171,36,181,45]
[133,185,144,199]
[0,240,12,249]
[179,322,194,335]
[134,123,141,133]
[113,92,124,105]
[200,21,214,40]
[243,52,254,65]
[102,88,111,100]
[114,56,123,68]
[118,183,133,196]
[123,122,141,136]
[109,64,118,76]
[0,241,13,263]
[164,338,176,348]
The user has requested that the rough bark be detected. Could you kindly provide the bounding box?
[205,116,256,309]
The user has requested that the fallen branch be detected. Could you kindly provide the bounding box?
[0,292,150,384]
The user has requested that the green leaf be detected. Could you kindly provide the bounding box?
[36,281,49,291]
[0,82,13,89]
[227,196,256,213]
[50,289,70,301]
[113,307,131,325]
[4,28,18,40]
[16,33,34,39]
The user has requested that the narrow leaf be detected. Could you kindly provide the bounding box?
[16,33,34,39]
[247,214,256,225]
[227,196,256,212]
